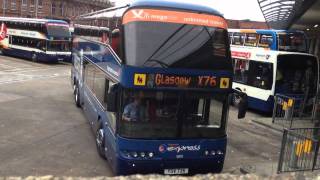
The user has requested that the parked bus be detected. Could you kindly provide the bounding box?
[228,29,308,53]
[71,24,109,43]
[0,17,71,62]
[71,0,247,175]
[229,29,318,113]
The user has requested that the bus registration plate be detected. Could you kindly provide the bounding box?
[164,168,188,175]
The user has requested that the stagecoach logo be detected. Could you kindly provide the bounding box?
[159,144,201,153]
[256,54,271,60]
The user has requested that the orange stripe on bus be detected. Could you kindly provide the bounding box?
[123,9,228,29]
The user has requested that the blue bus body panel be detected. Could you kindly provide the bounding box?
[130,0,222,16]
[247,95,274,113]
[113,136,227,175]
[2,48,70,63]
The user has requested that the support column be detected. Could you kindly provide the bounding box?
[309,38,315,54]
[314,38,320,58]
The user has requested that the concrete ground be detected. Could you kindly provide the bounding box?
[0,55,283,177]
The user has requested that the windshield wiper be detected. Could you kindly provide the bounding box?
[143,59,169,68]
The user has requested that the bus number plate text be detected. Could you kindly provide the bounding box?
[164,168,189,175]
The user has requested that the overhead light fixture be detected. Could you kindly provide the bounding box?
[307,28,310,31]
[314,24,319,28]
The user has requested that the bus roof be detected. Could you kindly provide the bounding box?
[80,0,223,20]
[228,29,305,34]
[74,24,109,31]
[130,0,222,16]
[0,16,68,24]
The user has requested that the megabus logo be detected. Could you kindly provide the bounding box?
[123,9,228,29]
[134,73,146,86]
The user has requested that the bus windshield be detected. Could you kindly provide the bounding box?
[120,90,227,139]
[124,22,231,70]
[278,33,307,53]
[47,41,70,52]
[276,54,318,95]
[47,24,71,38]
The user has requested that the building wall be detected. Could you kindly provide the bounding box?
[0,0,110,20]
[227,19,269,29]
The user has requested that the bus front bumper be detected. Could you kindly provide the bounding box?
[115,157,225,175]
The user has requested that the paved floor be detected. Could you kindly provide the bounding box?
[0,56,112,177]
[0,55,282,177]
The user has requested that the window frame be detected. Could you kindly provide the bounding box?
[244,33,259,47]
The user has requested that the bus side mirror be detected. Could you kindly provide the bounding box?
[106,92,117,112]
[238,93,248,119]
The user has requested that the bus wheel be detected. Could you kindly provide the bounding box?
[96,128,106,159]
[232,92,242,107]
[31,53,38,62]
[74,85,81,108]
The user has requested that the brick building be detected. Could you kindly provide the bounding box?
[227,19,269,29]
[0,0,111,21]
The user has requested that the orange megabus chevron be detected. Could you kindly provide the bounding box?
[72,0,248,175]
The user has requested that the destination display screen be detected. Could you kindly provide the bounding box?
[133,73,230,89]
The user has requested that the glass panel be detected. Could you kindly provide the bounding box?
[258,34,273,48]
[278,33,307,53]
[233,59,273,90]
[93,68,107,108]
[119,90,227,139]
[47,24,71,37]
[276,55,318,95]
[244,33,258,47]
[124,22,231,70]
[247,61,273,90]
[47,41,70,52]
[232,32,244,45]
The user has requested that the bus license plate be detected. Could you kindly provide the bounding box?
[164,168,188,175]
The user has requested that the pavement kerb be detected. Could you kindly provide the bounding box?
[251,119,284,133]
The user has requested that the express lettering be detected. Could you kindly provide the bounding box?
[167,145,201,153]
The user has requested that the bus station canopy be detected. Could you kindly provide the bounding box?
[78,6,128,20]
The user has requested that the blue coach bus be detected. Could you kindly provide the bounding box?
[0,17,71,62]
[72,0,247,175]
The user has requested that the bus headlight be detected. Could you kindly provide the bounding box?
[211,150,216,155]
[217,150,224,155]
[132,152,138,158]
[204,150,209,156]
[148,152,154,158]
[140,152,146,158]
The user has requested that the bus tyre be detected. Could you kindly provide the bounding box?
[232,92,242,107]
[96,128,106,159]
[31,53,38,62]
[74,85,81,108]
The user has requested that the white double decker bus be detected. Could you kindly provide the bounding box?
[229,29,319,113]
[0,17,72,63]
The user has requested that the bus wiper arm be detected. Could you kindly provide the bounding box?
[144,59,169,68]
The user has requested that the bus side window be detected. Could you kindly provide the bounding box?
[228,32,233,44]
[106,81,117,132]
[247,61,273,90]
[258,34,273,48]
[233,58,249,83]
[244,33,258,47]
[233,33,244,45]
